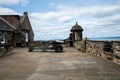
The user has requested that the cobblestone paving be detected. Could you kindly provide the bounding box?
[0,48,120,80]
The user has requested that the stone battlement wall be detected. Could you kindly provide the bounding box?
[75,40,120,65]
[0,44,13,57]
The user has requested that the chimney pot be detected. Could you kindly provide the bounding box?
[24,12,28,15]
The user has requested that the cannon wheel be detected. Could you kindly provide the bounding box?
[28,47,33,52]
[55,46,63,52]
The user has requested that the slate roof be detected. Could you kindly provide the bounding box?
[0,15,20,30]
[0,18,14,32]
[71,22,83,32]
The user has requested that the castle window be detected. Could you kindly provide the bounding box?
[0,32,5,44]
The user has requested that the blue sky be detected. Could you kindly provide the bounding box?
[0,0,120,40]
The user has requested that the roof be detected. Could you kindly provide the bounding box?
[71,22,83,32]
[0,15,20,30]
[0,18,14,32]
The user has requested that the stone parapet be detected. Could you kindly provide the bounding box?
[0,44,13,57]
[75,40,120,65]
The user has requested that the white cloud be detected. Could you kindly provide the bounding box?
[31,4,120,23]
[117,0,120,3]
[30,4,120,40]
[0,7,19,15]
[0,0,28,6]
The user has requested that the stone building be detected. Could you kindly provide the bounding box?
[69,22,83,47]
[0,18,14,45]
[0,12,34,47]
[0,18,14,54]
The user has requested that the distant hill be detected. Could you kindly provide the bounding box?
[34,39,64,42]
[89,36,120,41]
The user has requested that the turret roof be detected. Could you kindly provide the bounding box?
[71,22,83,32]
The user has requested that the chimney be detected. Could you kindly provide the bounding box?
[24,12,28,15]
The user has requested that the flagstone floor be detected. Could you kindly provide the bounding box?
[0,48,120,80]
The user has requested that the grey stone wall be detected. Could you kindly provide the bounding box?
[0,45,13,57]
[75,40,120,65]
[113,42,120,64]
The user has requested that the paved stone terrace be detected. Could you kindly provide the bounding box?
[0,48,120,80]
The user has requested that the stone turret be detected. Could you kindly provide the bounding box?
[68,22,83,47]
[71,22,83,41]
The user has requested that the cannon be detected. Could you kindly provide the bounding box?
[28,40,64,52]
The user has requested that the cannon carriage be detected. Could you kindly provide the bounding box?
[28,40,64,52]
